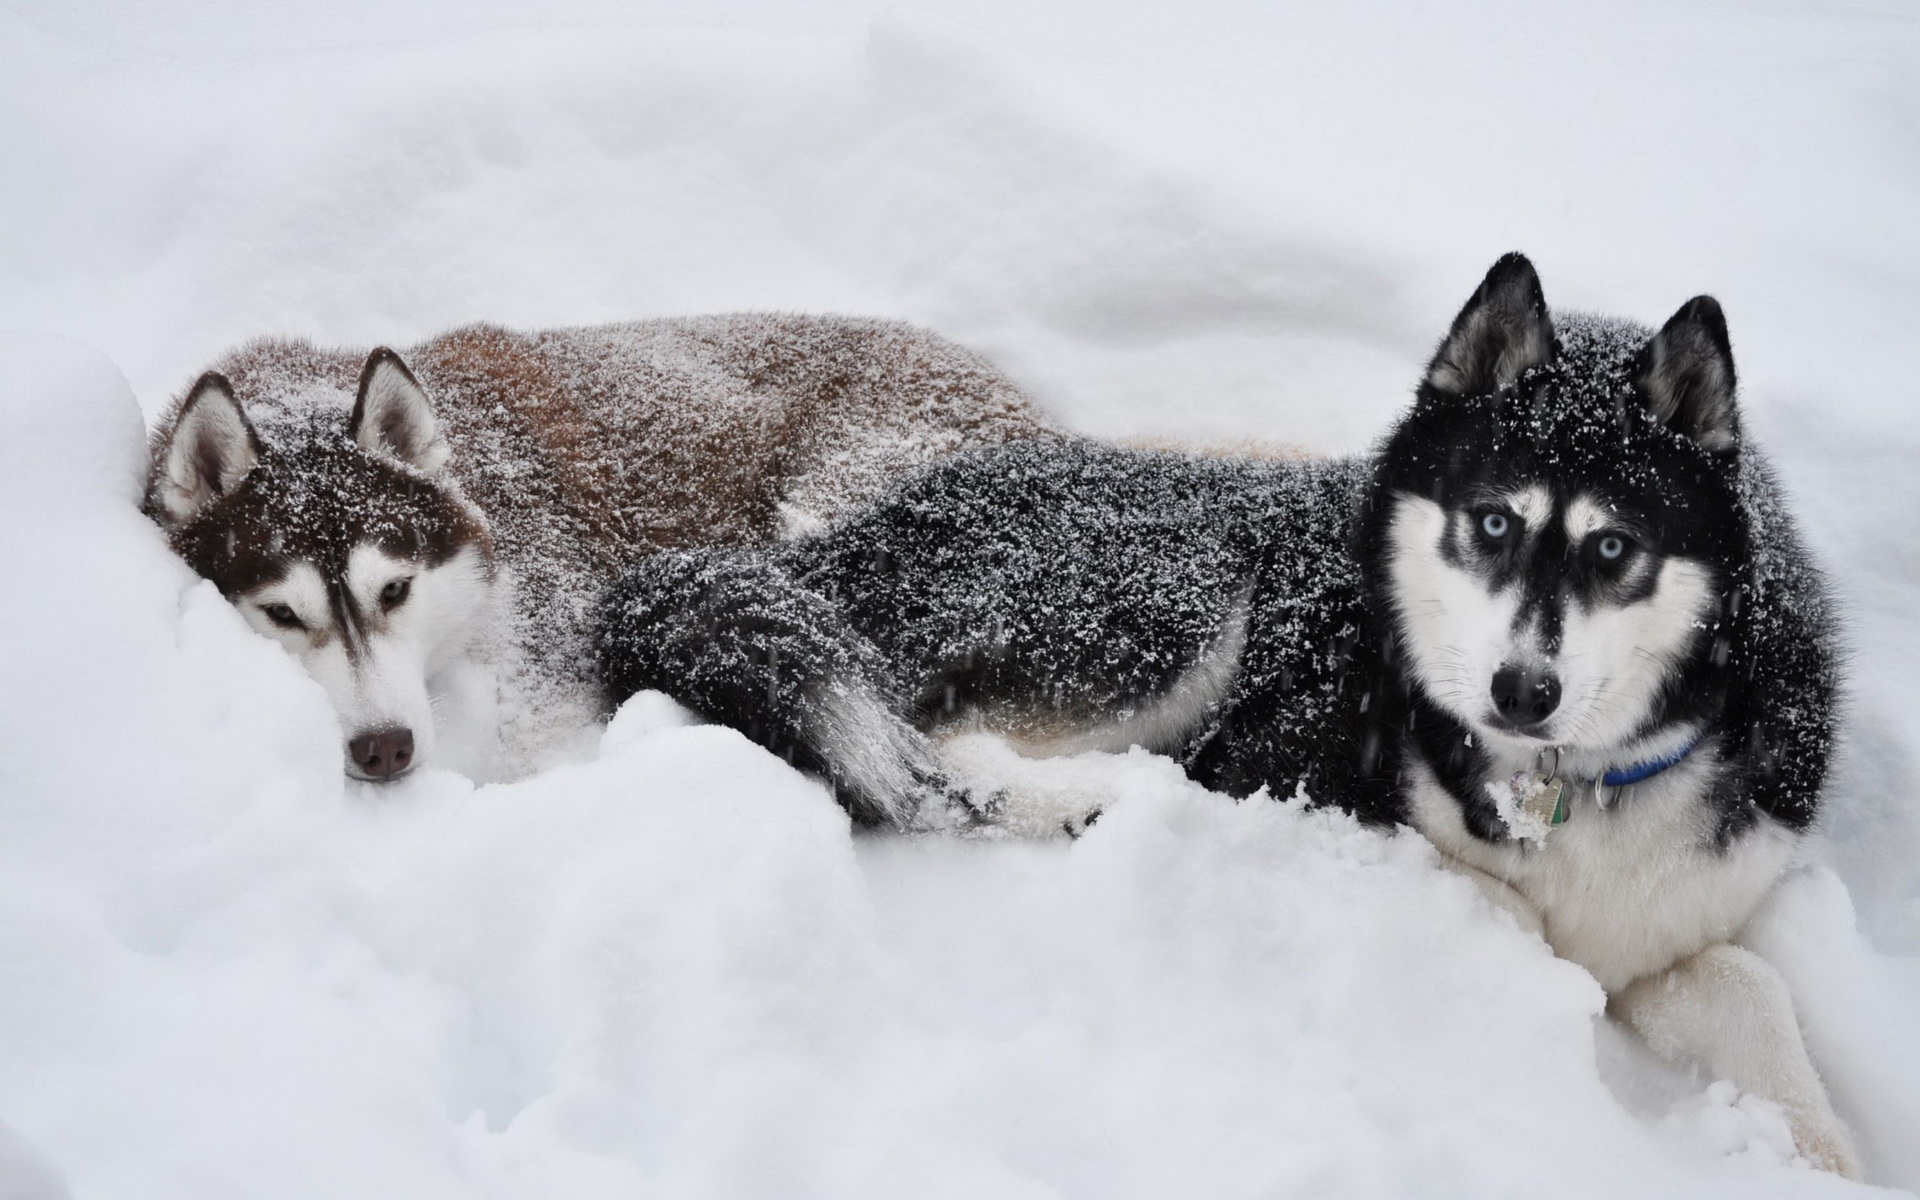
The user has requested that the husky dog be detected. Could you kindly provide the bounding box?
[145,317,1052,780]
[601,256,1857,1174]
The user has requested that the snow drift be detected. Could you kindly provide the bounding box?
[2,0,1919,1194]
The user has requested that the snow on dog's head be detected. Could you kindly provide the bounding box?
[145,349,494,781]
[1366,254,1747,758]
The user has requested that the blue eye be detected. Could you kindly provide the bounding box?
[1598,535,1626,561]
[1480,512,1510,538]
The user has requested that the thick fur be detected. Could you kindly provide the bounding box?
[146,316,1054,779]
[601,257,1856,1173]
[602,444,1374,824]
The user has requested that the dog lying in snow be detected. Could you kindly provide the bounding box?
[601,256,1860,1175]
[144,317,1053,780]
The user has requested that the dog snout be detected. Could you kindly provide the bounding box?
[348,726,415,780]
[1490,665,1561,728]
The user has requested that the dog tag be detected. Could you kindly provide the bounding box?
[1515,771,1568,826]
[1486,769,1563,842]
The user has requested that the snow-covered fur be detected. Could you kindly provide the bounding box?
[599,256,1855,1174]
[145,316,1053,780]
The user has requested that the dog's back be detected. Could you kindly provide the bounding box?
[214,315,1048,568]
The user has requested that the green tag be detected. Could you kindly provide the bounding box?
[1519,772,1567,827]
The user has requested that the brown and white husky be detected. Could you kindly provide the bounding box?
[144,316,1052,781]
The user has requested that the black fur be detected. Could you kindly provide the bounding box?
[600,546,953,826]
[600,256,1836,842]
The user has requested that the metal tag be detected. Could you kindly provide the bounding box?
[1516,771,1568,826]
[1488,749,1571,842]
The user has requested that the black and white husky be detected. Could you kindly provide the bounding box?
[601,256,1857,1174]
[145,317,1051,780]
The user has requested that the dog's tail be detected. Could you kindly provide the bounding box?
[600,546,961,828]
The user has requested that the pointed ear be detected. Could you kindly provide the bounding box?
[1424,253,1556,397]
[1633,296,1738,452]
[148,372,262,527]
[351,348,450,474]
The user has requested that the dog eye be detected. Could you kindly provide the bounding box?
[263,603,304,629]
[1596,534,1627,561]
[1479,512,1511,539]
[380,578,412,610]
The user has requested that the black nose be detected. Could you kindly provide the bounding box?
[1490,666,1561,727]
[348,727,415,780]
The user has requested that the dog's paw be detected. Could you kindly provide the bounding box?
[894,770,1002,836]
[984,780,1107,839]
[933,732,1112,839]
[1061,803,1104,838]
[1783,1102,1862,1180]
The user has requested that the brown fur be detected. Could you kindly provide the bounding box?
[192,316,1051,557]
[150,314,1055,772]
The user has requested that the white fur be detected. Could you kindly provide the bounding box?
[1556,558,1713,749]
[1386,495,1527,723]
[1004,596,1251,758]
[1408,752,1862,1170]
[1612,943,1859,1177]
[1504,483,1552,533]
[1563,495,1613,542]
[917,598,1250,834]
[1387,488,1779,986]
[1454,837,1857,1177]
[1385,486,1855,1170]
[237,544,493,778]
[1385,492,1716,754]
[935,732,1115,837]
[1406,745,1794,991]
[804,683,944,827]
[807,599,1251,831]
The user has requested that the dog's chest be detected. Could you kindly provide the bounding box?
[1407,755,1796,991]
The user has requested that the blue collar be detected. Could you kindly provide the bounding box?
[1596,728,1706,788]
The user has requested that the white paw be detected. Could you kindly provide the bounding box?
[937,732,1114,838]
[1782,1101,1862,1180]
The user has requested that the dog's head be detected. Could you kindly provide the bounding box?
[146,349,494,781]
[1369,254,1745,757]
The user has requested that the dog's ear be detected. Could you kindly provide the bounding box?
[149,372,262,527]
[351,348,450,474]
[1633,296,1738,453]
[1424,253,1556,398]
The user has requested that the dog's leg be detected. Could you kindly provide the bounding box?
[600,547,961,828]
[1610,942,1860,1178]
[1439,858,1546,938]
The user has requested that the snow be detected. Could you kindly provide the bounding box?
[2,0,1919,1195]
